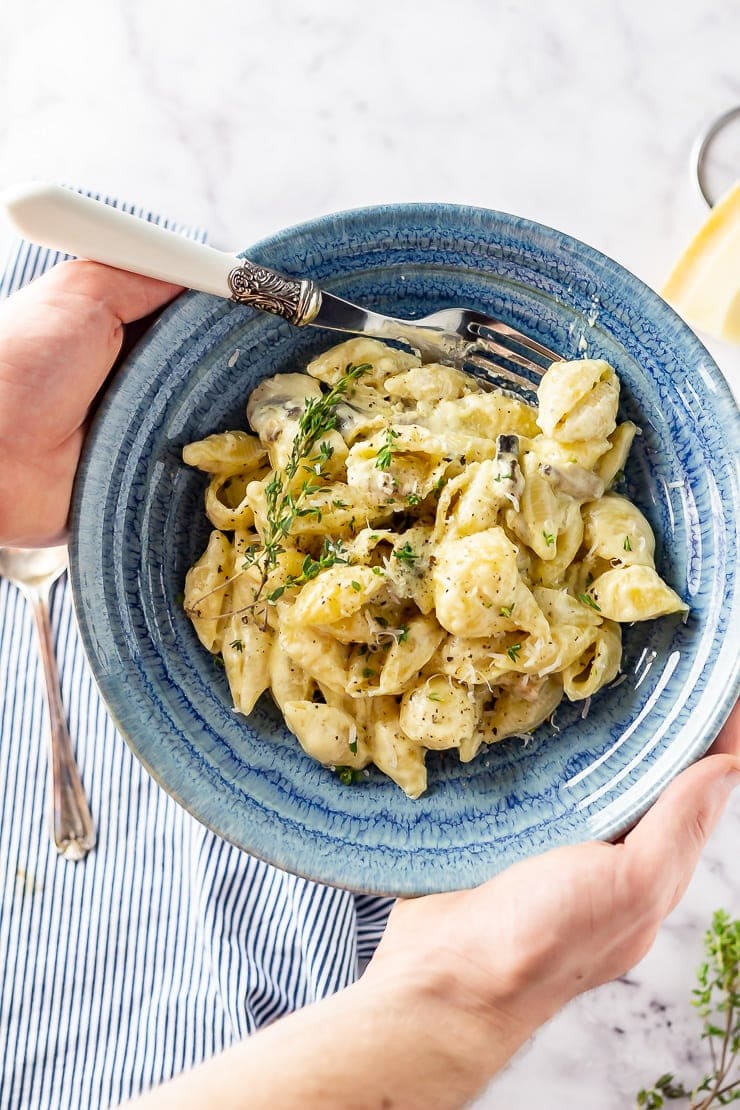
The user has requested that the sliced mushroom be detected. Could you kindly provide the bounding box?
[492,434,524,508]
[245,373,346,473]
[539,462,605,501]
[246,373,322,445]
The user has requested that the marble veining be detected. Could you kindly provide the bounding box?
[0,0,737,1105]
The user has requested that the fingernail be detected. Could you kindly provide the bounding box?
[725,769,740,790]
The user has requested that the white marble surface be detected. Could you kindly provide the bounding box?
[0,1,738,1106]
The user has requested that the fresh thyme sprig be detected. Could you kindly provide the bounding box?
[241,361,371,608]
[376,426,399,471]
[636,910,739,1109]
[184,362,370,624]
[265,538,350,603]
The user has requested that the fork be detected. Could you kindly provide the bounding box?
[1,183,560,395]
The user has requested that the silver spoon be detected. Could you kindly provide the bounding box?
[0,546,96,860]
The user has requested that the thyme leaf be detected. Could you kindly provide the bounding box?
[335,765,362,785]
[393,542,418,564]
[376,426,399,471]
[578,592,602,612]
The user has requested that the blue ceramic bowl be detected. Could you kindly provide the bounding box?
[69,204,740,896]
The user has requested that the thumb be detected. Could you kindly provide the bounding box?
[624,753,740,917]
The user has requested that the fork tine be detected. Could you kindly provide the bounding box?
[468,335,548,375]
[468,320,560,365]
[464,353,540,401]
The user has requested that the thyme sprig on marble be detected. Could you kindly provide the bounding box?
[636,910,739,1109]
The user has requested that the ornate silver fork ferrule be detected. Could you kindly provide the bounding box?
[227,260,322,326]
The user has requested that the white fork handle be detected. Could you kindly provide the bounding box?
[0,181,320,324]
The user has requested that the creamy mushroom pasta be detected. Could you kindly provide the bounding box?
[182,338,688,798]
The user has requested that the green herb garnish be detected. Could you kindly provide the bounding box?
[335,766,362,786]
[578,592,602,612]
[241,362,370,609]
[267,538,350,604]
[376,426,399,470]
[506,643,522,662]
[393,543,418,564]
[624,535,632,552]
[315,440,334,468]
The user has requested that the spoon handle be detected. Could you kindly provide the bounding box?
[29,588,96,861]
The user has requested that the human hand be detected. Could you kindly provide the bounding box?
[0,260,181,546]
[363,701,740,1089]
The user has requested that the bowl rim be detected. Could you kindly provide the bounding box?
[69,200,740,895]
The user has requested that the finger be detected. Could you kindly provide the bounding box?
[707,699,740,757]
[611,700,740,849]
[623,751,740,916]
[39,258,183,323]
